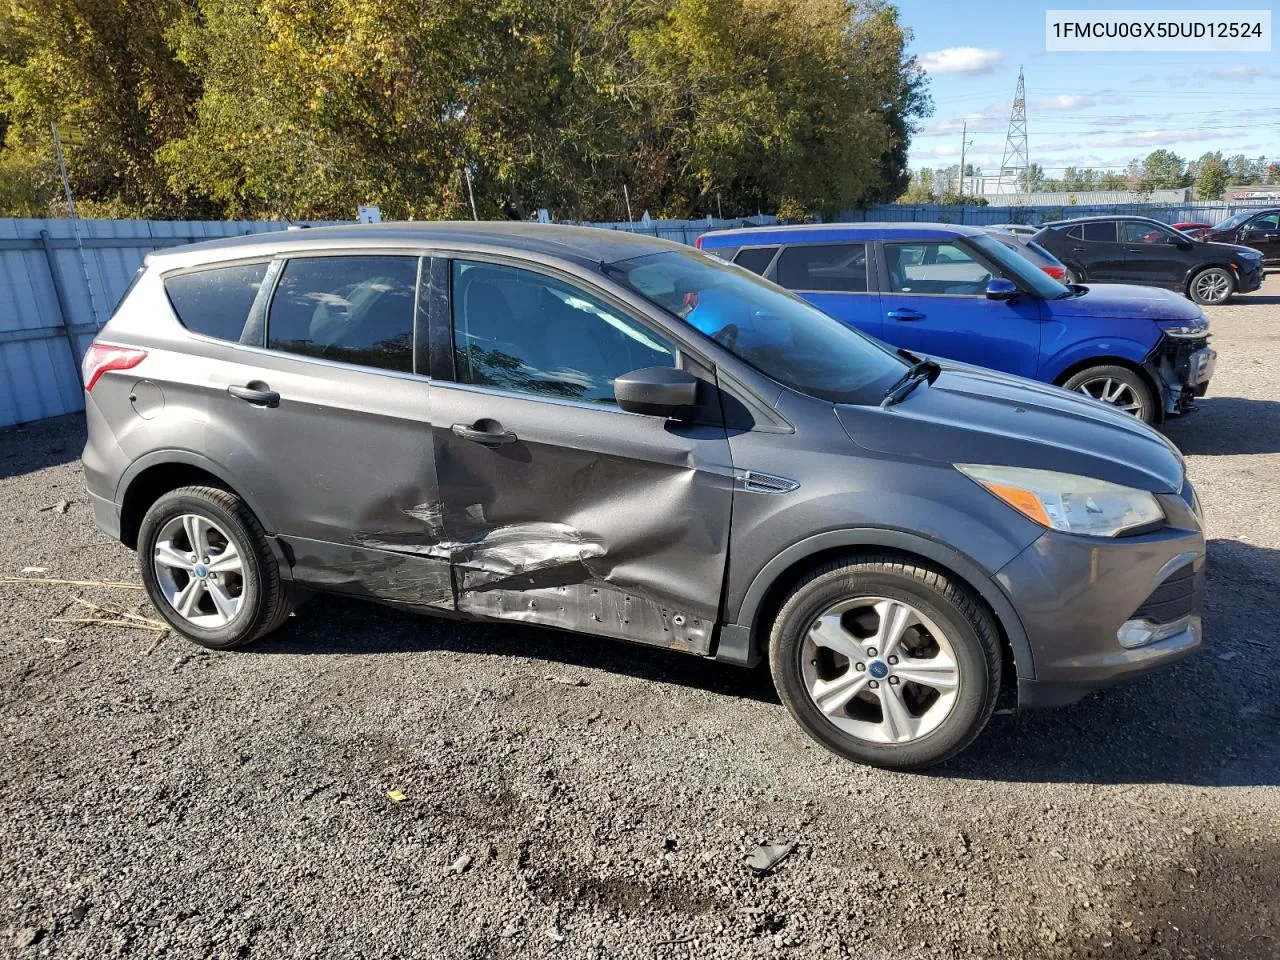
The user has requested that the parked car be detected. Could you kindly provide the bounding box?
[982,227,1068,281]
[696,223,1214,423]
[1188,208,1280,264]
[82,223,1205,770]
[989,224,1040,238]
[1032,215,1265,305]
[1171,222,1213,233]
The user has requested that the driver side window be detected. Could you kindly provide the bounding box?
[883,242,994,296]
[450,260,676,405]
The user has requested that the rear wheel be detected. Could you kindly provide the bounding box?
[138,485,292,650]
[768,557,1001,770]
[1188,266,1233,306]
[1061,364,1155,423]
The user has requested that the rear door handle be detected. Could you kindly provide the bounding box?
[1071,246,1087,253]
[227,384,280,407]
[887,308,925,321]
[452,422,518,446]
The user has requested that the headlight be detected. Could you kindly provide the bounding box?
[1158,321,1208,338]
[957,464,1164,537]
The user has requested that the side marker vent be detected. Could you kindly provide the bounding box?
[741,471,800,495]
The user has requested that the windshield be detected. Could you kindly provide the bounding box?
[1213,212,1250,231]
[968,234,1072,298]
[608,249,909,404]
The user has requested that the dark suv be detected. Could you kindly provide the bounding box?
[82,223,1205,770]
[1034,216,1265,305]
[1189,208,1280,264]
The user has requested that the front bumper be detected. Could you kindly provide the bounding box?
[997,484,1205,708]
[1146,336,1215,417]
[1236,261,1265,294]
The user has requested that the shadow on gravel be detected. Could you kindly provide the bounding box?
[251,592,782,705]
[1163,396,1280,456]
[0,414,84,481]
[941,537,1280,788]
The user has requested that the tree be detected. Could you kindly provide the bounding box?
[1142,149,1185,190]
[1017,163,1045,193]
[1195,152,1228,200]
[1097,170,1128,190]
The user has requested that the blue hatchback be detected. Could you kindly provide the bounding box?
[696,223,1216,423]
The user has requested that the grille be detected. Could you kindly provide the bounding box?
[1130,563,1196,625]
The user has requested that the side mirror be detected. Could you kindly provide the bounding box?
[615,367,698,418]
[985,278,1018,300]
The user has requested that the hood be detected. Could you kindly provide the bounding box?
[1045,283,1204,323]
[835,364,1185,494]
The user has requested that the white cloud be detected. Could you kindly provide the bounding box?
[917,47,1004,76]
[1208,66,1273,81]
[1031,94,1128,112]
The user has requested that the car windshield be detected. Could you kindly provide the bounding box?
[608,249,909,404]
[1213,212,1250,231]
[968,234,1072,298]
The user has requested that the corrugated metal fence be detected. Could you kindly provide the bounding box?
[0,219,323,427]
[844,200,1271,227]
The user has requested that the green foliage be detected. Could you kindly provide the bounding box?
[1195,152,1228,201]
[0,0,930,220]
[1141,149,1185,190]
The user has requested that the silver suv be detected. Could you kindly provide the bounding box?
[82,223,1206,769]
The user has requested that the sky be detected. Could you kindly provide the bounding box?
[898,0,1279,177]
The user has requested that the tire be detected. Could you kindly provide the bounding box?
[137,484,293,650]
[1063,266,1081,285]
[1061,364,1155,423]
[768,556,1001,771]
[1188,266,1233,306]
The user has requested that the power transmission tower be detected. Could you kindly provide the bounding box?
[998,68,1029,195]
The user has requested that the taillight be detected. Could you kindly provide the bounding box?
[1041,265,1066,281]
[694,235,704,249]
[82,343,147,392]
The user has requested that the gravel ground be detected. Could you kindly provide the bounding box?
[2,277,1279,960]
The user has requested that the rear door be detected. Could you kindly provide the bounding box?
[196,252,453,607]
[1067,221,1127,281]
[424,256,734,655]
[876,239,1043,378]
[769,242,883,339]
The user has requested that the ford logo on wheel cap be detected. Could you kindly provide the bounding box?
[868,660,889,679]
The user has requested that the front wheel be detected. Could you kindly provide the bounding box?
[768,557,1002,770]
[1061,364,1155,423]
[1188,266,1233,306]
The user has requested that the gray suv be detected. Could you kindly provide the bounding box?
[82,224,1206,769]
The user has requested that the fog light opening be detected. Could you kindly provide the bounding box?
[1116,614,1195,650]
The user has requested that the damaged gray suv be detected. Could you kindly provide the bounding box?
[83,223,1206,769]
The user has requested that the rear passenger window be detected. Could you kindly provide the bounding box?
[1082,222,1117,243]
[164,263,268,342]
[267,256,418,373]
[733,246,779,275]
[775,243,869,292]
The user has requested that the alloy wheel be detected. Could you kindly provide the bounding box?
[800,596,960,744]
[1192,270,1230,304]
[153,513,245,628]
[1075,377,1146,417]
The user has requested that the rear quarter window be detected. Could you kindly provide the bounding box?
[164,263,269,342]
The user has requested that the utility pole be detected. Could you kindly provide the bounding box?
[51,122,101,329]
[463,166,478,220]
[623,184,635,230]
[959,120,967,197]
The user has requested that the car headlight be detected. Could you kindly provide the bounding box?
[1158,320,1208,338]
[957,464,1164,537]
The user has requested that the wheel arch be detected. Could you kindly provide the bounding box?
[1051,355,1162,419]
[1184,262,1236,297]
[715,528,1035,682]
[117,451,275,551]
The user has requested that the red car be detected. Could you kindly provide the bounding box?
[1172,222,1213,233]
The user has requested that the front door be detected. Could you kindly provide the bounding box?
[1118,220,1194,286]
[205,253,453,608]
[426,257,734,655]
[876,239,1043,378]
[1239,212,1280,263]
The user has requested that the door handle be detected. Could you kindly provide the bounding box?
[1071,246,1087,253]
[452,422,518,446]
[887,308,925,322]
[227,383,280,407]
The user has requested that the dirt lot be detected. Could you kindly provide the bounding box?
[2,277,1279,960]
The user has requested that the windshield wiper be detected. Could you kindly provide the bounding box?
[882,359,940,407]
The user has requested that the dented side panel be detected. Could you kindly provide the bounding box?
[425,382,734,654]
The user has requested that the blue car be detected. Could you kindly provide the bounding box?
[695,223,1216,423]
